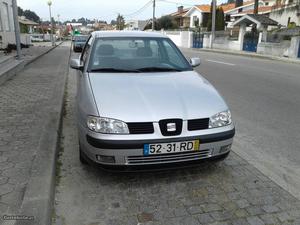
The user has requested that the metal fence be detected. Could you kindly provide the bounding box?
[214,30,239,40]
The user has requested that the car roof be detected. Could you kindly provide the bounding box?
[91,31,167,39]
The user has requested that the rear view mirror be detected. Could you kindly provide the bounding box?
[190,58,201,67]
[70,58,83,70]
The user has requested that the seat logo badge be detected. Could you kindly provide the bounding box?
[167,123,176,132]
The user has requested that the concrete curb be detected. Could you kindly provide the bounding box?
[187,47,300,64]
[3,42,68,225]
[0,60,25,86]
[0,42,63,86]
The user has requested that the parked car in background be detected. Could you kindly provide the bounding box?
[30,34,44,42]
[70,31,235,170]
[73,35,88,52]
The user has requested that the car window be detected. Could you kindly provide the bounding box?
[75,36,88,42]
[162,39,188,67]
[81,36,93,65]
[88,37,192,72]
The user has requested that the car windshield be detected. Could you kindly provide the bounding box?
[88,37,192,72]
[75,36,88,42]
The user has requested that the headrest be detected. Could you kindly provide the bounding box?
[136,47,153,57]
[98,44,114,56]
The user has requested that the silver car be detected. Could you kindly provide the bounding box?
[70,31,235,169]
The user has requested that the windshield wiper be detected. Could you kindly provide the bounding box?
[89,68,140,73]
[136,67,183,72]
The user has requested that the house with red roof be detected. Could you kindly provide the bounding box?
[169,6,191,28]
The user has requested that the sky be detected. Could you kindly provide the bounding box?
[17,0,227,23]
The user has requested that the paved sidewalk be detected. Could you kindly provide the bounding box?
[0,42,70,225]
[21,42,62,64]
[0,42,63,86]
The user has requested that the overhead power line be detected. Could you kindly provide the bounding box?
[124,0,153,17]
[157,0,194,7]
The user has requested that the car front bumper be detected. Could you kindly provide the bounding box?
[79,124,235,167]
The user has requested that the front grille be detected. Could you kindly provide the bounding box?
[126,149,212,165]
[127,122,154,134]
[159,119,183,136]
[188,118,209,131]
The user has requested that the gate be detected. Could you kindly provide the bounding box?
[243,31,259,52]
[243,39,258,52]
[193,31,203,48]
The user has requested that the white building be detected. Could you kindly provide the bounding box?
[125,20,149,31]
[184,5,211,28]
[0,0,15,49]
[269,0,300,27]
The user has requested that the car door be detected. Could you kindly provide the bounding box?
[76,35,99,128]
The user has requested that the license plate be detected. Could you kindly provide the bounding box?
[144,140,200,155]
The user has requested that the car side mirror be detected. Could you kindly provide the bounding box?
[70,58,83,70]
[190,58,201,67]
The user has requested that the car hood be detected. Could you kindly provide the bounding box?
[88,71,228,122]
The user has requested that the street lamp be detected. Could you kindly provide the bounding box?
[47,0,55,46]
[57,14,61,41]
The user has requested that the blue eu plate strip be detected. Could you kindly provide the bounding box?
[144,144,149,156]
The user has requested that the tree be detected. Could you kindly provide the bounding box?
[23,9,40,23]
[157,16,177,30]
[216,7,225,31]
[145,16,178,30]
[207,6,225,31]
[116,14,125,30]
[110,20,117,25]
[18,7,23,16]
[51,17,56,26]
[77,17,87,25]
[17,6,40,23]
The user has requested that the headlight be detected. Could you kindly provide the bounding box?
[87,116,129,134]
[209,110,232,128]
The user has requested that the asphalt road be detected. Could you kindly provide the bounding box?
[182,48,300,200]
[52,49,300,225]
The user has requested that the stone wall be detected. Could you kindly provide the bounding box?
[162,30,300,59]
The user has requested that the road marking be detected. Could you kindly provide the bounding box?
[206,59,235,66]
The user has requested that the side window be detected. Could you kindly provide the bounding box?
[81,36,93,65]
[162,40,182,66]
[160,39,190,69]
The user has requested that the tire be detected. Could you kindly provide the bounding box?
[79,144,88,165]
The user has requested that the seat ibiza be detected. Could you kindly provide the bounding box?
[70,31,235,169]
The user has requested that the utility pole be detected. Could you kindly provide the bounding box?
[12,0,22,59]
[210,0,216,49]
[152,0,155,31]
[254,0,259,14]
